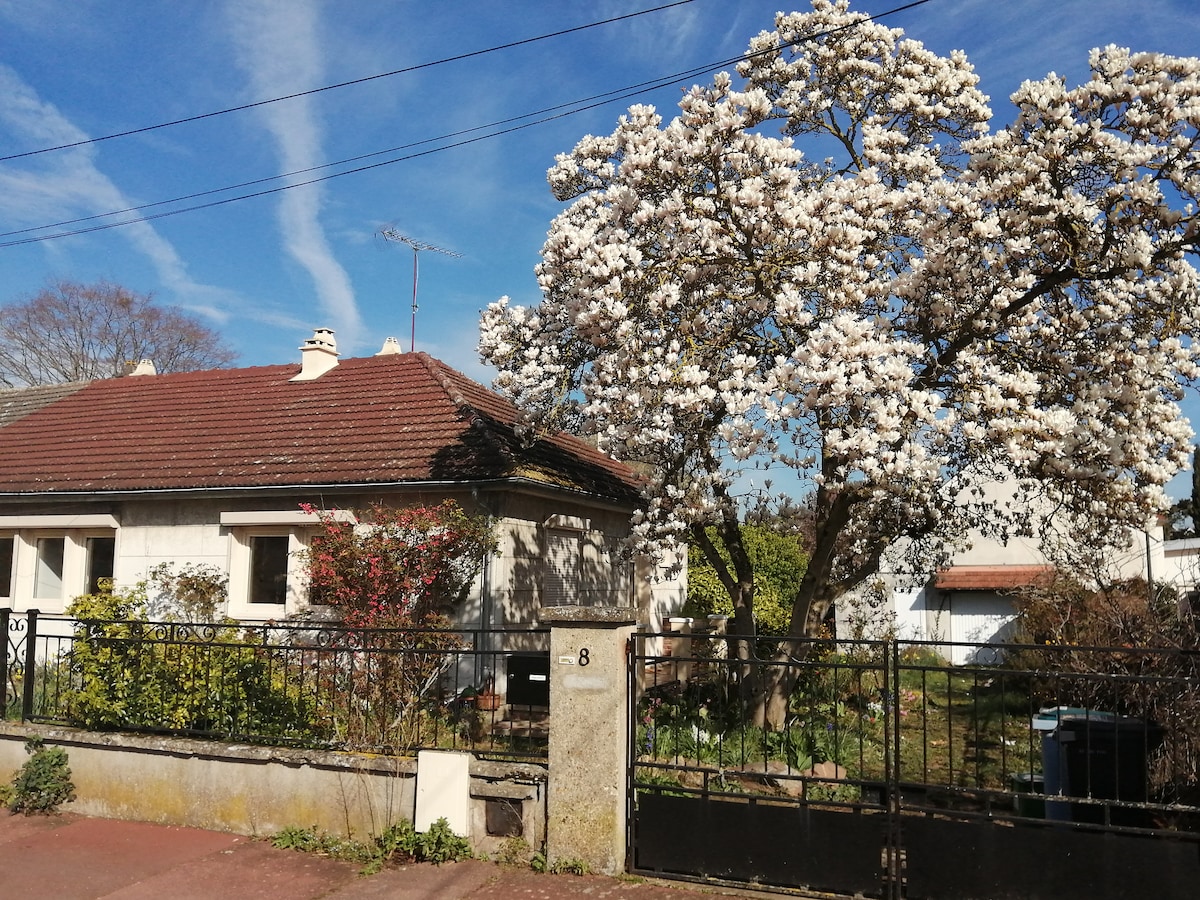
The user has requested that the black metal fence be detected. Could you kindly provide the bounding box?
[628,632,1200,899]
[2,608,549,759]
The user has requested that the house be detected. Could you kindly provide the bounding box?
[0,329,684,632]
[837,478,1191,664]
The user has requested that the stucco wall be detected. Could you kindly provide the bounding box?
[0,723,546,854]
[1,486,685,631]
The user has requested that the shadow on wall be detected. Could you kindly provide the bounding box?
[505,518,635,622]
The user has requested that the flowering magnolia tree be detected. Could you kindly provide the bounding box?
[300,501,497,627]
[481,0,1200,723]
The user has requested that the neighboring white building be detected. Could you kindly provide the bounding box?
[838,481,1195,664]
[0,330,685,636]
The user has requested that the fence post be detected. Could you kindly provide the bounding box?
[665,616,693,684]
[21,609,39,721]
[540,605,639,876]
[0,607,9,715]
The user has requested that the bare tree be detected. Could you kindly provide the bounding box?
[0,280,237,386]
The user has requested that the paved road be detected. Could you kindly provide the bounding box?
[0,813,755,899]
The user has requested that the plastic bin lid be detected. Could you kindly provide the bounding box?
[1031,706,1116,731]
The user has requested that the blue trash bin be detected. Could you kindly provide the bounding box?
[1033,707,1161,826]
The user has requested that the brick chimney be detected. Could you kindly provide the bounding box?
[290,327,339,381]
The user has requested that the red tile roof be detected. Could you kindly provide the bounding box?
[0,353,639,501]
[934,565,1054,591]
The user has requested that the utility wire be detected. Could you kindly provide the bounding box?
[0,64,716,240]
[0,0,932,249]
[0,0,699,163]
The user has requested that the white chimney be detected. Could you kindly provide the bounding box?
[290,327,339,381]
[376,336,402,355]
[129,359,157,376]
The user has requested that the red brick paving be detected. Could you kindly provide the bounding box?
[0,813,756,899]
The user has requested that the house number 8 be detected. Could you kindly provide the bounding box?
[578,648,590,667]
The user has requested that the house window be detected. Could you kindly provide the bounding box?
[86,536,116,594]
[249,535,289,604]
[33,537,65,600]
[305,534,329,605]
[544,529,582,606]
[0,536,13,598]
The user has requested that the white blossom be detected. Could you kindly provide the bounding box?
[479,0,1200,630]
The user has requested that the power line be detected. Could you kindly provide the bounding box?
[0,0,700,163]
[0,64,714,242]
[0,0,933,249]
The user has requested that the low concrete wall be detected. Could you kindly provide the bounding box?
[0,723,546,854]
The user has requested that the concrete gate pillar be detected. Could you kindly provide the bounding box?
[540,605,639,875]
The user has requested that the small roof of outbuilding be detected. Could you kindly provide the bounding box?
[0,352,639,502]
[934,565,1054,591]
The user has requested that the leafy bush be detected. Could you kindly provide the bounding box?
[6,737,76,815]
[684,525,806,637]
[300,501,496,625]
[66,586,313,739]
[1011,574,1200,800]
[146,563,228,622]
[297,501,498,751]
[416,817,472,864]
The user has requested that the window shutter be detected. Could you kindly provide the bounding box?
[544,529,580,605]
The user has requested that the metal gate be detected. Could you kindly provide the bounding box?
[627,632,1200,898]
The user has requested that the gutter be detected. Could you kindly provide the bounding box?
[0,476,641,513]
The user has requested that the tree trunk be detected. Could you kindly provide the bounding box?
[749,485,851,729]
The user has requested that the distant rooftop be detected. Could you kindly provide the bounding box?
[0,381,90,429]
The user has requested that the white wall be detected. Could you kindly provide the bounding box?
[836,476,1170,657]
[0,489,686,629]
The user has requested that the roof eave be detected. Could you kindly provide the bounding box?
[0,475,641,511]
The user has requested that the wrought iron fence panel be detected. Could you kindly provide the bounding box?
[1,609,548,760]
[629,632,1200,899]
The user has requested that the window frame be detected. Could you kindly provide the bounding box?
[248,534,290,605]
[32,535,67,602]
[84,534,117,596]
[0,534,14,600]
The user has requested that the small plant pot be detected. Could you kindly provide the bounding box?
[475,692,501,711]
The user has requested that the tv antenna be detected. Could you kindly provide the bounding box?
[379,228,462,352]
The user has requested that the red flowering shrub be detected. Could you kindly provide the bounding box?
[298,501,497,751]
[300,500,497,627]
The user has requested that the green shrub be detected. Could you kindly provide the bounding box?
[146,563,228,622]
[6,737,76,815]
[417,817,472,864]
[684,526,806,637]
[66,586,313,740]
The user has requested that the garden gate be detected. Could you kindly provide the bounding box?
[626,632,1200,899]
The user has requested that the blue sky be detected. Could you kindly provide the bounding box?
[2,1,1199,435]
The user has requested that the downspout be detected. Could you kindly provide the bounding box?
[470,485,501,680]
[1145,530,1154,603]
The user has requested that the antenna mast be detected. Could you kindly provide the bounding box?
[379,228,462,352]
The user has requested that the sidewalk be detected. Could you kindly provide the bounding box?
[0,813,754,899]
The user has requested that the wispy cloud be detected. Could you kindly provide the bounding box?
[224,0,363,349]
[597,0,706,68]
[0,64,236,320]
